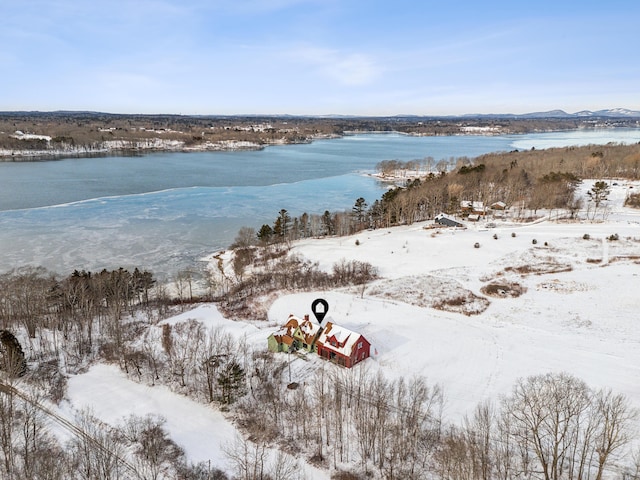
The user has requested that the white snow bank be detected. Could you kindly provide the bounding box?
[66,363,236,469]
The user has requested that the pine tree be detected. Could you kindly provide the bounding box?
[278,209,291,237]
[217,361,245,404]
[587,180,610,208]
[321,210,334,236]
[352,197,368,226]
[257,224,273,244]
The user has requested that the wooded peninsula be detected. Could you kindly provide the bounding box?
[1,111,637,160]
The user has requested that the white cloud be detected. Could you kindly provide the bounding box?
[211,0,330,14]
[291,46,380,86]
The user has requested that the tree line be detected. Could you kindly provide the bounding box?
[5,112,628,159]
[234,366,638,480]
[372,143,640,227]
[244,143,640,251]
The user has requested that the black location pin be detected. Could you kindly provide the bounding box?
[311,298,329,325]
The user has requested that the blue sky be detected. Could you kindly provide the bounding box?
[2,0,639,115]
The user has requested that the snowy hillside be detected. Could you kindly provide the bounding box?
[64,179,640,477]
[275,180,640,420]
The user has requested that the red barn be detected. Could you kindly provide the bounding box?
[316,322,371,368]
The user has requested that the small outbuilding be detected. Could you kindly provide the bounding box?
[434,212,465,228]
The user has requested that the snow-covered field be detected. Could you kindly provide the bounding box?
[64,179,640,476]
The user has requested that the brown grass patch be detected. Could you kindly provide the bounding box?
[432,292,490,316]
[609,255,640,263]
[504,260,572,276]
[369,275,490,315]
[481,282,526,298]
[625,192,640,208]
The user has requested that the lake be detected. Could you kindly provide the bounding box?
[1,129,639,279]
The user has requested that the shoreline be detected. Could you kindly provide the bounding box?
[0,139,267,162]
[2,111,638,162]
[4,124,640,162]
[0,135,349,162]
[1,126,623,162]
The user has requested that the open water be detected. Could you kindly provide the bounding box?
[1,129,639,278]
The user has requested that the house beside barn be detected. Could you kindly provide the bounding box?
[293,315,323,353]
[267,315,371,368]
[315,322,371,368]
[460,200,486,216]
[267,316,299,353]
[490,201,508,218]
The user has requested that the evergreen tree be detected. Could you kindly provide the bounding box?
[256,224,273,244]
[0,329,27,376]
[274,209,291,240]
[299,212,310,238]
[321,210,334,236]
[217,361,245,404]
[587,180,610,208]
[352,197,368,226]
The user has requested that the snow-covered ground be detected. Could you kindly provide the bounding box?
[64,179,640,475]
[66,363,237,468]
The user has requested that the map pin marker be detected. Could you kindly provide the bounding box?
[311,298,329,325]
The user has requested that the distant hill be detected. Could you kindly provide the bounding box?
[460,108,640,119]
[574,108,640,117]
[2,108,640,120]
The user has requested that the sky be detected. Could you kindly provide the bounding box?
[1,0,639,116]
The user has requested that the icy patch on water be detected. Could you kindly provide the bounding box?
[510,128,640,150]
[0,174,386,277]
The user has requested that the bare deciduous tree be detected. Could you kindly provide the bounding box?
[501,372,636,480]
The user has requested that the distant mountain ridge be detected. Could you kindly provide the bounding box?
[2,108,640,120]
[462,108,640,119]
[573,108,640,117]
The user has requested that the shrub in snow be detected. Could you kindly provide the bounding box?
[511,232,516,237]
[474,242,480,248]
[355,239,360,246]
[481,281,526,298]
[583,233,590,240]
[532,239,538,244]
[493,233,498,240]
[608,233,619,241]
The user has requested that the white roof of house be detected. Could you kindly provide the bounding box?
[435,212,463,225]
[270,315,299,338]
[299,319,321,336]
[461,200,484,210]
[318,322,363,356]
